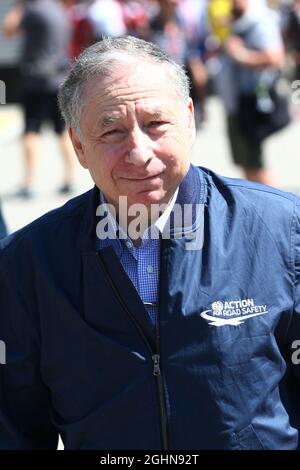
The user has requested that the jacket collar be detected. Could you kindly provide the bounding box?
[166,163,205,237]
[81,164,206,253]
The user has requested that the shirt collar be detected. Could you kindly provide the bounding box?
[88,165,206,254]
[98,187,179,241]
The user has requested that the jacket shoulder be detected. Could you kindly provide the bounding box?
[199,166,300,216]
[0,189,93,257]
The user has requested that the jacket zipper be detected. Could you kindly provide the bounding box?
[96,252,169,449]
[153,318,168,449]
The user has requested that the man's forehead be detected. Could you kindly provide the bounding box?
[102,103,165,116]
[99,105,167,128]
[81,62,183,125]
[83,77,179,120]
[84,62,172,97]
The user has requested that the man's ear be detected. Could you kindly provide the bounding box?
[186,98,196,144]
[68,127,88,169]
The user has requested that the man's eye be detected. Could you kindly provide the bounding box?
[148,121,165,127]
[103,129,121,137]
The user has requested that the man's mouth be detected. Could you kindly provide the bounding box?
[121,172,163,181]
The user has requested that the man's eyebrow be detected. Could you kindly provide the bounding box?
[144,108,163,118]
[99,109,164,128]
[100,114,120,128]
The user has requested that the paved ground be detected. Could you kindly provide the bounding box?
[1,97,300,234]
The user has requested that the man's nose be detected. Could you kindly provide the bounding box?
[124,127,153,166]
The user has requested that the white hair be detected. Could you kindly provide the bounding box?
[58,36,191,136]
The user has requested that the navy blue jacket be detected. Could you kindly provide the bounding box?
[0,165,300,450]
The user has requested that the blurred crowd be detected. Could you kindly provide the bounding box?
[1,0,300,230]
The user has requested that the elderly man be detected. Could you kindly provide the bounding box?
[0,36,300,450]
[3,0,76,196]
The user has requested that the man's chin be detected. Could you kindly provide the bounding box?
[128,190,170,208]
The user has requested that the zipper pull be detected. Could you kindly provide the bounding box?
[152,354,161,376]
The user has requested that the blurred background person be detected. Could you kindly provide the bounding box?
[283,0,300,80]
[88,0,127,39]
[119,0,152,39]
[178,0,209,124]
[3,0,76,198]
[146,0,208,128]
[211,0,286,185]
[62,0,95,61]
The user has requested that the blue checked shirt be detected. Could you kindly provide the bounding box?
[96,190,178,326]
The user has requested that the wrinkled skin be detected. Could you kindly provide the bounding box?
[69,60,196,216]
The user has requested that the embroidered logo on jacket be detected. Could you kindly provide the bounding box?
[200,299,268,327]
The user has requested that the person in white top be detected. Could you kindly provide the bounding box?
[89,0,127,39]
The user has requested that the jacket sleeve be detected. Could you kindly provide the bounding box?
[279,198,300,435]
[0,246,58,449]
[289,198,300,377]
